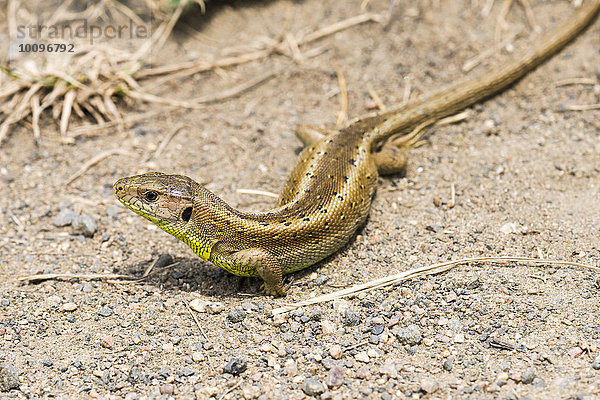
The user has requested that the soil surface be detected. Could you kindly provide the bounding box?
[1,0,600,399]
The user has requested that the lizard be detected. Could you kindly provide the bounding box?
[114,1,600,296]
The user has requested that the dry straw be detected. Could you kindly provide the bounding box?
[0,0,383,145]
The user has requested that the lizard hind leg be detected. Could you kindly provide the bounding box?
[372,144,407,176]
[295,124,334,146]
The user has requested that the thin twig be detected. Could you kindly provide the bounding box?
[335,68,348,128]
[183,299,209,341]
[555,77,597,86]
[132,69,281,110]
[518,0,540,33]
[110,262,182,283]
[66,148,134,185]
[60,90,76,135]
[134,13,383,80]
[145,124,189,162]
[19,262,182,284]
[562,103,600,111]
[218,378,244,400]
[19,273,133,282]
[237,189,279,198]
[271,256,599,315]
[69,109,169,137]
[367,84,387,111]
[401,76,411,106]
[462,31,521,72]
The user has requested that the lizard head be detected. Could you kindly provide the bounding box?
[113,172,196,232]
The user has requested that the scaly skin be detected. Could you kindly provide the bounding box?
[114,1,599,296]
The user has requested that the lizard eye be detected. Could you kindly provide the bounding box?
[144,191,159,202]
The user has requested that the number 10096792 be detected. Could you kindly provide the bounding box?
[18,43,75,53]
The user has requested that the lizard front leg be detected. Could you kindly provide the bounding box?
[211,244,286,297]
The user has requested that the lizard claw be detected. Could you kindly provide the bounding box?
[259,282,287,297]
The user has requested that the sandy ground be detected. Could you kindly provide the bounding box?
[1,0,600,399]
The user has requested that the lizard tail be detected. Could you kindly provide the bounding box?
[366,0,600,149]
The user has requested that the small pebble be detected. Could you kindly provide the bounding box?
[442,358,453,371]
[420,378,439,394]
[223,357,247,375]
[105,204,122,218]
[181,368,195,377]
[395,324,422,346]
[425,224,442,233]
[97,308,113,317]
[332,299,350,313]
[500,222,518,235]
[154,253,173,268]
[101,336,115,349]
[326,365,344,388]
[0,363,19,392]
[284,359,298,376]
[342,309,361,326]
[321,320,336,335]
[51,208,76,227]
[302,377,326,396]
[522,367,536,384]
[568,346,583,358]
[159,383,174,395]
[371,324,384,335]
[355,366,371,379]
[380,362,398,378]
[71,214,97,237]
[60,302,78,312]
[206,302,225,314]
[227,309,246,323]
[329,344,343,359]
[354,351,370,363]
[592,355,600,370]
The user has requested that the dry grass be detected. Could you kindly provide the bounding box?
[0,0,383,145]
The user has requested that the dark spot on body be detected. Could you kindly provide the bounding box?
[349,159,356,166]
